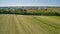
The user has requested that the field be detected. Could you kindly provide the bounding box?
[0,14,60,34]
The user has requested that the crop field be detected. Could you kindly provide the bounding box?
[0,14,60,34]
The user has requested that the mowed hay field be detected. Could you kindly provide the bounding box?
[0,14,60,34]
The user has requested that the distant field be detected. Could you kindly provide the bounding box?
[0,14,60,34]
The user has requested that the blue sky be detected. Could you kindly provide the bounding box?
[0,0,60,6]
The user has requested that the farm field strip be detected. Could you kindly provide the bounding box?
[0,14,60,34]
[0,14,10,34]
[17,15,60,34]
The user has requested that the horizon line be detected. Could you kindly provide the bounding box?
[0,6,60,7]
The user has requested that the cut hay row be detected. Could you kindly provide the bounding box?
[0,14,60,34]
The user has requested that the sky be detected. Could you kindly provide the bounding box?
[0,0,60,7]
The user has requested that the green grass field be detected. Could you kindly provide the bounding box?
[0,14,60,34]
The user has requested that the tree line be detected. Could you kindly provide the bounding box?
[0,8,60,16]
